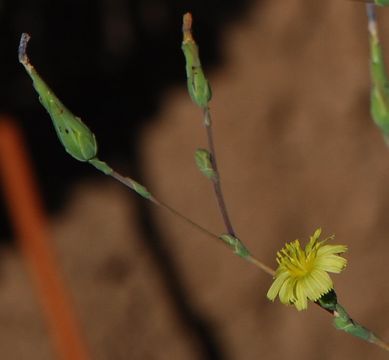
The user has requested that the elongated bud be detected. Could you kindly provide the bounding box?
[181,13,212,108]
[368,17,389,141]
[195,148,217,180]
[18,33,98,162]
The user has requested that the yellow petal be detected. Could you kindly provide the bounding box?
[267,271,289,301]
[279,277,295,304]
[267,229,347,311]
[300,276,320,300]
[307,269,333,300]
[294,282,308,311]
[317,244,347,257]
[315,254,347,273]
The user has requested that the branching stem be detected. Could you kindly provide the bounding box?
[108,168,275,275]
[203,107,236,236]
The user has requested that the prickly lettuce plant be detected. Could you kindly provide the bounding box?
[18,6,389,354]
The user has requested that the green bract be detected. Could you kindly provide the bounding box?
[219,234,250,258]
[195,148,217,180]
[130,180,151,199]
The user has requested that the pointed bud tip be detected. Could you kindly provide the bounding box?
[182,13,194,43]
[183,13,192,30]
[18,33,31,65]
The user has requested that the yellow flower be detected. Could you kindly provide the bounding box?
[267,229,347,311]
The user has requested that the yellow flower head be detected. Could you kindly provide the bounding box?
[267,229,347,311]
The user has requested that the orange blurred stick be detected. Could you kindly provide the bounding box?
[0,116,91,360]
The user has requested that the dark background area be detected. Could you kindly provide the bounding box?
[0,0,255,241]
[0,2,259,359]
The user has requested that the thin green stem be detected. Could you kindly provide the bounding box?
[154,199,221,241]
[110,165,389,353]
[108,168,274,275]
[111,170,215,238]
[246,255,275,277]
[203,107,236,236]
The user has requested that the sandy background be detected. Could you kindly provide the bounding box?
[1,0,389,359]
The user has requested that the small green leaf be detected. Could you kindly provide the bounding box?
[195,149,217,180]
[219,234,250,258]
[131,180,151,199]
[88,158,113,175]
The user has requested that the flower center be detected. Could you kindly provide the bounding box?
[279,241,317,278]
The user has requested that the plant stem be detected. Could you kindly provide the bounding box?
[111,171,215,239]
[108,169,275,274]
[371,336,389,352]
[203,107,236,236]
[111,165,389,353]
[246,255,275,277]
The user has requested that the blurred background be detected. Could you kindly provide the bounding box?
[1,0,389,359]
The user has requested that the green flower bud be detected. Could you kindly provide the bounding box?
[181,13,212,108]
[19,33,98,162]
